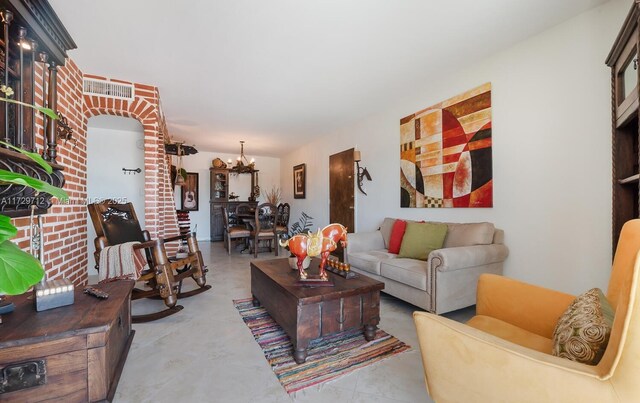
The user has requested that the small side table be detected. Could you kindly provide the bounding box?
[0,280,135,402]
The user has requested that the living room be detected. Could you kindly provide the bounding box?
[0,0,637,401]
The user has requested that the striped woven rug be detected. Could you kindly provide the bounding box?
[233,298,411,394]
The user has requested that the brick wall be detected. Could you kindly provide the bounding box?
[10,62,178,286]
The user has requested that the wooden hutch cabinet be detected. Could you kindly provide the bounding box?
[209,168,258,241]
[210,168,228,241]
[607,2,640,252]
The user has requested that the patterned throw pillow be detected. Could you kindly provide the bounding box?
[552,288,614,365]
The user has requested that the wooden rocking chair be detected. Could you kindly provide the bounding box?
[88,200,211,323]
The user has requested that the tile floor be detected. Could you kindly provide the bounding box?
[112,241,474,403]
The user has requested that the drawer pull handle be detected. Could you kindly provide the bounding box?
[0,360,47,394]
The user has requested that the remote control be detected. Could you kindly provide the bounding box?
[83,286,109,299]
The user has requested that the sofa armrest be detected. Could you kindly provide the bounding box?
[346,231,385,254]
[429,244,509,272]
[412,312,611,403]
[476,274,575,339]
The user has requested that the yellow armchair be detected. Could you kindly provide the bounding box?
[414,219,640,402]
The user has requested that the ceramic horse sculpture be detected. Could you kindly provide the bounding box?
[318,223,348,277]
[279,223,347,280]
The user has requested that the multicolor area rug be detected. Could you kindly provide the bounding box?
[233,298,411,394]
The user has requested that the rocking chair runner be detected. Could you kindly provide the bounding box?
[88,200,211,323]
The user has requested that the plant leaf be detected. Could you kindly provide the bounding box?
[0,169,69,201]
[0,140,52,174]
[0,215,17,243]
[0,240,44,295]
[0,97,58,119]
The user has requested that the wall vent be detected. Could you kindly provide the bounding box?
[83,78,135,100]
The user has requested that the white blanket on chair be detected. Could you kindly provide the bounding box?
[98,242,148,282]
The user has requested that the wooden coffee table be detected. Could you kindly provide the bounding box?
[251,258,384,364]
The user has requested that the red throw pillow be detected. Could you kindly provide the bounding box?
[388,220,407,254]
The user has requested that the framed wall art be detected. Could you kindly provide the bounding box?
[293,163,306,199]
[181,172,199,211]
[400,82,493,208]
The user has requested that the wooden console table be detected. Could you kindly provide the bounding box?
[0,280,135,402]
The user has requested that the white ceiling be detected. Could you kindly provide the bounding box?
[50,0,608,157]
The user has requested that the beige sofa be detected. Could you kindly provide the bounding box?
[345,218,509,314]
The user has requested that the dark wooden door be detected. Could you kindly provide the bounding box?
[330,148,355,248]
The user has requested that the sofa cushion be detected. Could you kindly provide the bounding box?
[379,217,396,249]
[347,249,396,276]
[380,258,428,291]
[467,315,553,354]
[443,222,495,248]
[552,288,613,365]
[398,221,448,261]
[388,220,407,254]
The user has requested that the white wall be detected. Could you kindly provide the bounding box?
[175,151,281,240]
[86,116,145,272]
[280,0,630,295]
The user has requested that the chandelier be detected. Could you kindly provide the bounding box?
[228,140,256,173]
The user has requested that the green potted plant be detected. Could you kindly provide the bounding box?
[0,86,68,296]
[280,212,313,269]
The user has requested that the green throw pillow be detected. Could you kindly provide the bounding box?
[397,222,448,261]
[552,288,614,365]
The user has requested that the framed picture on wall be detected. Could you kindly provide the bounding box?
[293,163,306,199]
[181,172,199,211]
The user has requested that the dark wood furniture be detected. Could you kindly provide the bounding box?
[250,202,279,258]
[0,0,76,217]
[0,281,134,402]
[222,205,250,254]
[251,258,384,364]
[276,202,290,235]
[210,198,257,241]
[209,167,260,241]
[88,200,210,323]
[607,2,640,252]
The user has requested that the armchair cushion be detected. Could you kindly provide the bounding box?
[468,315,553,353]
[476,274,575,338]
[552,288,614,365]
[398,221,448,260]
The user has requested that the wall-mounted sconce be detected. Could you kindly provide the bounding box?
[354,150,372,195]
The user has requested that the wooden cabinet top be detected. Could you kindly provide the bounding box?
[0,280,134,348]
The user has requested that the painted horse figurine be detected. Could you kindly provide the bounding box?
[318,223,348,278]
[279,229,338,280]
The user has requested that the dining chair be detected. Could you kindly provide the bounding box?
[222,206,251,255]
[250,202,279,258]
[276,202,290,235]
[236,203,253,218]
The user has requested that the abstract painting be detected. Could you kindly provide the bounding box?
[400,83,493,208]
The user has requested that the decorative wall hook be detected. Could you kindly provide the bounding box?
[55,111,76,148]
[354,150,372,195]
[122,168,141,175]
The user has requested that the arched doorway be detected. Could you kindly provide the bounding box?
[85,115,145,276]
